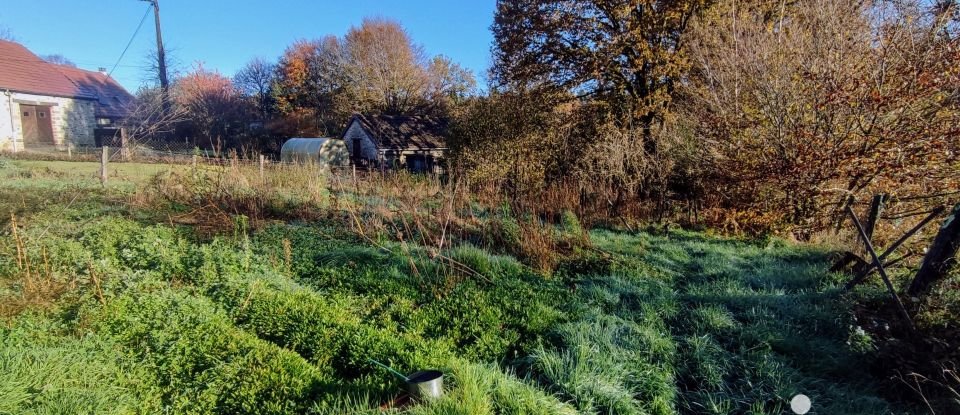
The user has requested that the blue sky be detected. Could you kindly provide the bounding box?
[0,0,496,92]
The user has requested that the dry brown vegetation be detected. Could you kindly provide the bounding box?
[460,0,959,239]
[139,159,593,275]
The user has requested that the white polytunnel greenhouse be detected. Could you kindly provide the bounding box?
[280,138,350,166]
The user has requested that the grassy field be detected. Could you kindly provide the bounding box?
[0,158,936,414]
[4,159,179,188]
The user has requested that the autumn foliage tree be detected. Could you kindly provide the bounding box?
[679,0,960,234]
[175,63,250,152]
[270,18,475,137]
[271,37,347,136]
[426,55,477,109]
[485,0,714,204]
[341,17,431,114]
[493,0,712,152]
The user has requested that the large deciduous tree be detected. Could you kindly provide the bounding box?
[426,55,477,110]
[492,0,712,155]
[341,17,430,114]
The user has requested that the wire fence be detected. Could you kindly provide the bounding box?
[3,139,288,165]
[0,142,379,183]
[5,141,199,163]
[0,140,452,181]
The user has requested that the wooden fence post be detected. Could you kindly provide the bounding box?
[908,204,960,297]
[847,205,914,330]
[100,146,108,186]
[864,194,886,242]
[259,154,265,181]
[845,206,945,290]
[120,128,130,161]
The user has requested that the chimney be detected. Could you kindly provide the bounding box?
[98,67,108,75]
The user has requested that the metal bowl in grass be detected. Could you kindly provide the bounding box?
[368,359,444,401]
[405,370,443,400]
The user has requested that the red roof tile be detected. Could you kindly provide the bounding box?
[54,65,135,118]
[0,39,96,99]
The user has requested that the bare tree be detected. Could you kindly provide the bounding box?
[125,86,189,149]
[0,26,14,41]
[234,57,275,119]
[141,47,180,87]
[41,54,76,67]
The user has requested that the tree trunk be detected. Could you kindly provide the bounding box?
[908,204,960,297]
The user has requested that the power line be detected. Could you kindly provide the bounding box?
[108,4,153,77]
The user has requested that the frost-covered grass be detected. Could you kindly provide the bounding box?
[0,159,916,414]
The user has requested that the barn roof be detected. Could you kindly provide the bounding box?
[54,64,135,119]
[0,40,96,100]
[346,113,447,151]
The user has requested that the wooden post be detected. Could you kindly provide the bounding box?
[352,164,358,192]
[864,194,887,242]
[100,146,108,186]
[67,146,72,158]
[192,154,198,168]
[120,128,130,161]
[847,206,914,329]
[908,204,960,297]
[259,154,265,181]
[845,206,945,290]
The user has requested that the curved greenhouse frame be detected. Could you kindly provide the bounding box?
[280,138,349,166]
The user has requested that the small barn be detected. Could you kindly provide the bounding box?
[341,114,447,174]
[0,40,135,152]
[280,137,349,166]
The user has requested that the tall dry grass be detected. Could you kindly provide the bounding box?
[139,157,595,276]
[2,213,74,317]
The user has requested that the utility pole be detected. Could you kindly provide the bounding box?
[141,0,169,109]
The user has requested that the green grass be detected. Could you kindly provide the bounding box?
[5,159,178,190]
[0,159,925,414]
[0,317,161,414]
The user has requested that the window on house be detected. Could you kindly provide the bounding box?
[23,112,29,117]
[97,118,112,126]
[38,112,46,118]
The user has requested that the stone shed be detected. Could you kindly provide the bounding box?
[341,113,447,174]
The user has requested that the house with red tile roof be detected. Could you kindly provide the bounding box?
[0,39,134,152]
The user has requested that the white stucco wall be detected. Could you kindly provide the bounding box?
[0,92,96,151]
[342,120,380,161]
[0,92,15,152]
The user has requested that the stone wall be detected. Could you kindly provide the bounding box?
[343,120,380,161]
[0,92,96,151]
